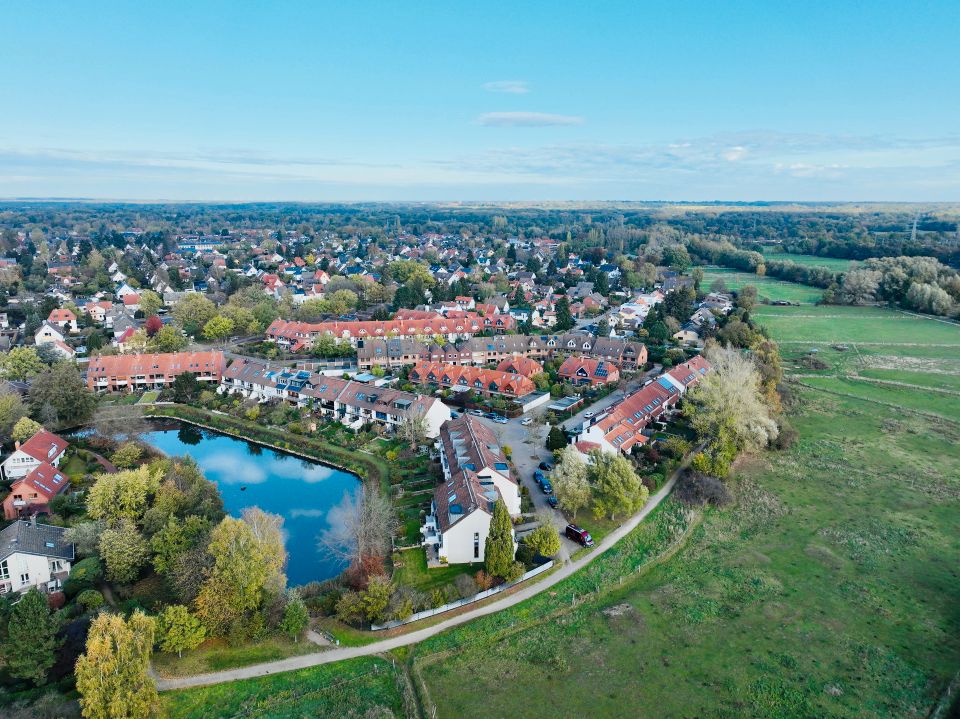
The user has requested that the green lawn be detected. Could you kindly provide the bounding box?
[856,367,960,393]
[391,547,479,593]
[702,267,825,303]
[800,375,960,422]
[162,657,406,719]
[761,249,854,271]
[137,390,160,404]
[152,636,320,678]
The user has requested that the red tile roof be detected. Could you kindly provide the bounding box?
[18,430,69,463]
[15,462,70,500]
[410,362,535,398]
[48,309,76,322]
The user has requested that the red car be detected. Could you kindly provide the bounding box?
[565,524,594,547]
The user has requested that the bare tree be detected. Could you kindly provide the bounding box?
[317,485,398,580]
[92,404,151,440]
[397,412,429,453]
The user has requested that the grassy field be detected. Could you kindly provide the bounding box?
[162,657,408,718]
[413,301,960,718]
[702,267,824,304]
[761,249,854,271]
[392,547,479,593]
[153,636,320,678]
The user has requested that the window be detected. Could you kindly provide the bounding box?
[49,560,63,573]
[474,532,480,559]
[20,572,30,585]
[0,560,8,580]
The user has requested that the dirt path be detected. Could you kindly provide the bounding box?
[156,455,692,691]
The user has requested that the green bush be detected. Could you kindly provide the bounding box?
[63,557,103,597]
[76,588,104,611]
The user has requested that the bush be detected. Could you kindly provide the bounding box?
[47,591,66,610]
[76,589,104,611]
[453,573,478,599]
[675,470,731,508]
[63,557,103,597]
[772,418,799,450]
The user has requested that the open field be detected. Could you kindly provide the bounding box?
[761,249,854,271]
[702,267,824,303]
[153,636,320,679]
[162,657,407,719]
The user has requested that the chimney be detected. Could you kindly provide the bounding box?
[14,440,20,450]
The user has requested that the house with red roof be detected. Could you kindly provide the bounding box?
[47,308,78,333]
[558,356,620,387]
[494,356,544,378]
[122,293,142,311]
[87,351,225,393]
[1,430,69,481]
[409,362,535,399]
[3,462,70,520]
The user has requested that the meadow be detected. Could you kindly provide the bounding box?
[761,249,854,271]
[702,267,824,304]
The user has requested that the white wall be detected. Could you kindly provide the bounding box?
[1,552,70,593]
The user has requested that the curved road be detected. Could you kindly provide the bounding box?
[157,458,688,691]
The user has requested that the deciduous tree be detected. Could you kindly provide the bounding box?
[28,361,96,427]
[76,611,157,719]
[87,465,160,526]
[0,346,45,380]
[552,446,591,517]
[280,593,310,641]
[99,519,150,583]
[12,415,43,444]
[589,451,648,521]
[524,523,561,557]
[156,605,205,658]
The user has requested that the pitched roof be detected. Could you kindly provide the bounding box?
[0,520,75,562]
[17,430,69,463]
[410,362,535,397]
[48,308,76,322]
[13,462,70,501]
[88,351,225,380]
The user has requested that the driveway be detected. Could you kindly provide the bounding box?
[562,364,662,433]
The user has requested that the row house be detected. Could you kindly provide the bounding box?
[558,356,620,387]
[575,356,711,454]
[219,358,451,438]
[87,351,226,393]
[421,416,518,564]
[409,362,536,399]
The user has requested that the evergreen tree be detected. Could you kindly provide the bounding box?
[546,425,568,452]
[483,500,514,578]
[1,588,60,685]
[554,297,574,331]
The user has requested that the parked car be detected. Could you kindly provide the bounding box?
[547,496,559,509]
[450,411,461,419]
[565,524,594,547]
[493,415,509,424]
[583,411,596,419]
[468,409,485,416]
[520,417,533,426]
[541,481,554,495]
[485,412,499,419]
[533,470,546,485]
[538,461,553,471]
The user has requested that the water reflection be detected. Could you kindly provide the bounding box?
[142,423,359,586]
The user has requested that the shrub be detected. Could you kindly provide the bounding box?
[63,557,103,597]
[474,570,494,590]
[47,591,66,610]
[453,573,478,599]
[76,589,105,611]
[675,470,731,508]
[772,418,799,450]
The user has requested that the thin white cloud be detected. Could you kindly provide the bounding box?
[482,80,530,94]
[478,112,584,127]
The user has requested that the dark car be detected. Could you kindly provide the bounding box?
[485,412,500,420]
[565,524,594,547]
[538,461,553,471]
[547,496,559,509]
[533,470,546,485]
[541,481,554,495]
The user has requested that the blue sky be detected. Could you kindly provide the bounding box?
[2,1,958,201]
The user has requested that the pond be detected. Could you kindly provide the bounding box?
[142,422,359,586]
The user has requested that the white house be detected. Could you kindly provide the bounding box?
[34,321,66,346]
[0,519,74,595]
[1,430,69,481]
[422,416,518,564]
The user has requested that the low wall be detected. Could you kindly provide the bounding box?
[370,560,554,630]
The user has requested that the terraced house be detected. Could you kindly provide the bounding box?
[220,358,451,437]
[87,351,226,393]
[575,355,711,455]
[421,416,519,564]
[409,362,536,399]
[558,356,620,387]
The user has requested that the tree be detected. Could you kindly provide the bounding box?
[0,346,45,380]
[359,575,393,623]
[524,523,560,557]
[589,451,648,521]
[138,290,163,318]
[87,466,159,526]
[28,361,96,427]
[171,371,201,403]
[156,605,206,658]
[12,415,43,444]
[554,297,574,331]
[148,324,189,353]
[0,384,28,445]
[111,441,144,469]
[317,485,397,582]
[686,345,779,477]
[64,521,106,557]
[735,285,758,312]
[1,588,60,684]
[398,412,429,452]
[172,293,216,335]
[99,519,150,583]
[663,245,691,272]
[202,314,234,343]
[194,516,269,634]
[280,593,310,642]
[150,514,210,574]
[76,611,157,719]
[240,507,287,595]
[841,269,882,305]
[552,446,592,516]
[144,314,163,337]
[483,499,514,579]
[546,425,568,452]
